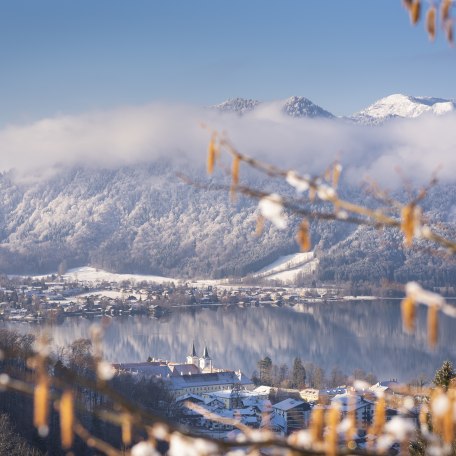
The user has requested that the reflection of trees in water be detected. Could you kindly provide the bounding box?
[4,301,456,381]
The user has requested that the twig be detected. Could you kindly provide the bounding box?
[74,419,124,456]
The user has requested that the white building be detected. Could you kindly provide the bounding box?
[168,370,254,397]
[272,398,310,435]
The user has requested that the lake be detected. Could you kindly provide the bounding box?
[3,300,456,382]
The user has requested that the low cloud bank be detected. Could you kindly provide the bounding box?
[1,102,455,189]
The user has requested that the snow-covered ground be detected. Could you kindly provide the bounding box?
[34,266,178,285]
[251,252,318,284]
[63,267,177,285]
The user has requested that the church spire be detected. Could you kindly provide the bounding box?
[191,341,197,357]
[186,341,199,366]
[200,343,212,372]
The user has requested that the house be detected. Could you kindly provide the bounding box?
[369,380,400,396]
[242,397,272,423]
[175,393,206,405]
[272,398,310,434]
[331,393,374,425]
[201,388,265,410]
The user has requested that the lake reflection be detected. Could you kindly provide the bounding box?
[4,300,456,381]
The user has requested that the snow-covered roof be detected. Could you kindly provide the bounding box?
[369,381,399,394]
[170,364,201,376]
[242,398,272,412]
[175,393,205,403]
[168,371,253,390]
[209,390,237,399]
[273,398,306,411]
[204,397,224,406]
[331,393,373,411]
[379,380,399,388]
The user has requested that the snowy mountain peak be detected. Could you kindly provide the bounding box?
[212,94,454,124]
[281,96,334,119]
[352,93,456,124]
[212,96,334,119]
[211,98,261,115]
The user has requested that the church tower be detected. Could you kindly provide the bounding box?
[186,342,199,366]
[199,344,212,372]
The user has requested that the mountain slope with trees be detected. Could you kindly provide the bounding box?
[0,161,455,291]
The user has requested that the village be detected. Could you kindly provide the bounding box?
[0,269,370,323]
[113,342,420,445]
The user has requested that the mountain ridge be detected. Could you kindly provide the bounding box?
[211,93,456,123]
[212,96,334,118]
[350,93,456,125]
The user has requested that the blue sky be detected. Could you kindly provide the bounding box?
[0,0,455,124]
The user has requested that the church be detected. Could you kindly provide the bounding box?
[170,342,253,397]
[186,342,213,372]
[113,342,254,397]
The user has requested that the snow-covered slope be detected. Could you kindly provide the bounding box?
[351,94,456,124]
[1,164,454,286]
[0,164,300,278]
[281,96,334,118]
[61,266,176,285]
[211,98,260,115]
[250,252,319,284]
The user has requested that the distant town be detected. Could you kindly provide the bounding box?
[0,267,379,323]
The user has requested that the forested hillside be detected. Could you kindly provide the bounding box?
[0,161,455,289]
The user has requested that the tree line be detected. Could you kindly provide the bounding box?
[252,355,378,391]
[0,328,174,455]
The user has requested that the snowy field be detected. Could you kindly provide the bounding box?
[32,266,177,285]
[251,252,318,284]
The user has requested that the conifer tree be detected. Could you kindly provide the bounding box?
[257,356,273,386]
[434,360,455,391]
[291,357,306,389]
